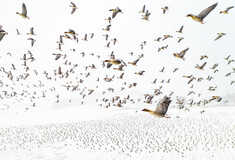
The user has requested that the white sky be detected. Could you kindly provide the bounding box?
[0,0,234,109]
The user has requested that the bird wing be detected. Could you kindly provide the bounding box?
[16,29,20,35]
[142,5,145,12]
[225,6,234,12]
[200,62,207,68]
[30,27,34,34]
[179,48,189,57]
[179,25,184,32]
[84,34,87,40]
[107,63,113,69]
[22,3,27,16]
[155,96,171,115]
[214,35,222,41]
[31,39,34,47]
[0,33,5,41]
[112,11,118,18]
[198,2,218,19]
[71,2,76,7]
[71,8,76,14]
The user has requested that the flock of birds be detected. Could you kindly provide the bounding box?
[0,114,234,159]
[0,2,234,114]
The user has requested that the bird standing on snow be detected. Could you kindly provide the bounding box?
[186,2,218,24]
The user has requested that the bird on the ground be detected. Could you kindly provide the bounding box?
[70,2,77,14]
[109,7,123,19]
[16,3,30,19]
[220,6,234,14]
[214,33,226,41]
[186,2,218,24]
[142,96,171,118]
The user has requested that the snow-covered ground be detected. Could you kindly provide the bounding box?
[0,106,235,160]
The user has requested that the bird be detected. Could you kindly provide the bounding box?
[56,35,64,45]
[0,25,8,42]
[139,5,145,13]
[16,29,20,35]
[16,3,30,19]
[200,55,208,60]
[82,34,88,41]
[70,2,78,14]
[109,7,123,19]
[177,37,184,43]
[114,64,125,71]
[27,27,36,36]
[224,55,231,60]
[173,48,189,60]
[176,25,184,33]
[104,59,126,66]
[214,33,226,41]
[161,6,169,14]
[195,62,207,70]
[135,70,145,76]
[27,38,36,47]
[220,6,234,14]
[142,10,151,20]
[128,58,140,66]
[186,2,218,24]
[103,25,111,31]
[142,96,171,118]
[105,17,111,24]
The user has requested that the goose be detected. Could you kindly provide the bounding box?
[142,96,171,118]
[16,3,30,19]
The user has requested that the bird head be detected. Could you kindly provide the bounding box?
[16,12,20,15]
[186,14,192,17]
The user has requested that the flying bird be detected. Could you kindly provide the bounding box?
[195,62,207,70]
[173,48,189,60]
[186,2,218,24]
[109,7,123,19]
[16,3,30,19]
[176,25,184,33]
[0,25,7,42]
[161,6,169,14]
[142,96,171,118]
[70,2,78,14]
[139,5,145,13]
[220,6,234,14]
[214,33,226,41]
[27,27,36,35]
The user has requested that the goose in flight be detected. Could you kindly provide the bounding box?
[0,25,8,42]
[16,3,30,19]
[214,33,226,41]
[70,2,77,14]
[27,27,36,35]
[176,25,184,33]
[139,5,145,13]
[220,6,234,14]
[173,48,189,60]
[109,7,123,18]
[142,96,171,118]
[104,59,126,66]
[186,2,218,24]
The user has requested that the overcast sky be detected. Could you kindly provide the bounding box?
[0,0,234,109]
